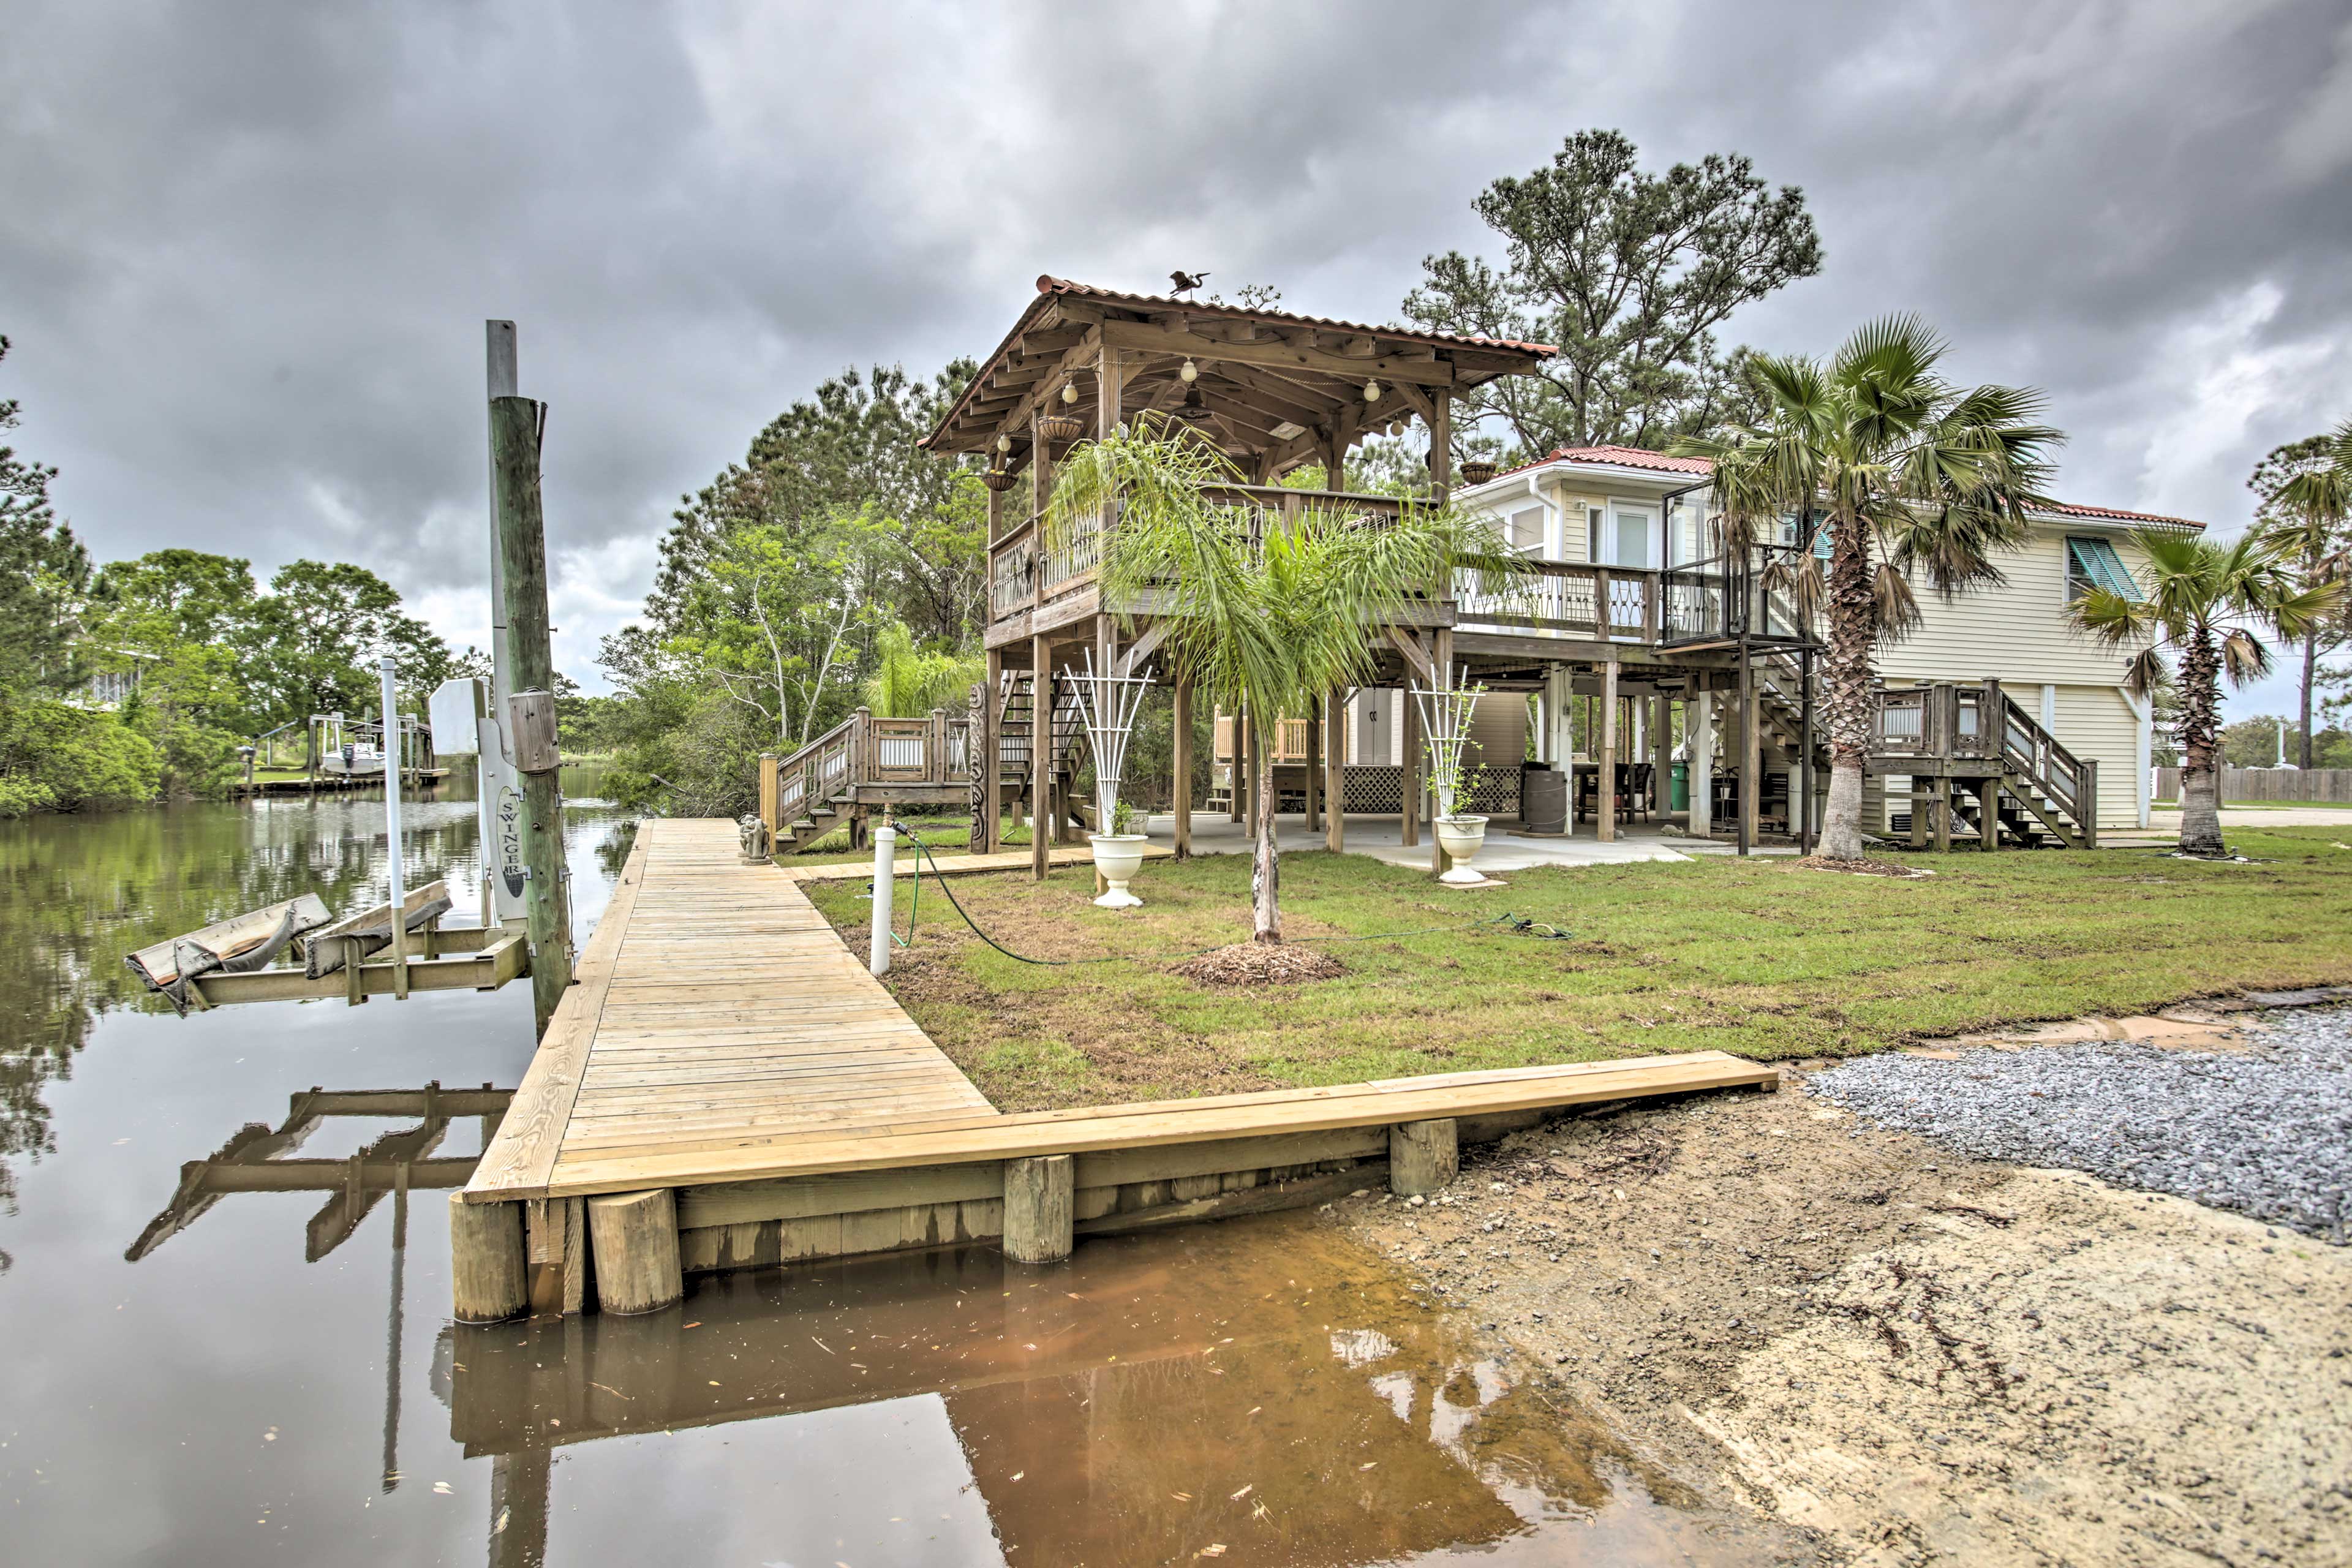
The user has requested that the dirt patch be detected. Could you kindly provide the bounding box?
[1795,855,1937,878]
[1169,941,1347,987]
[1340,1077,2352,1566]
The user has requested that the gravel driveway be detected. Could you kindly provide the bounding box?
[1807,1004,2352,1243]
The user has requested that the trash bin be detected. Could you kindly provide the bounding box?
[1521,764,1567,834]
[1670,761,1689,812]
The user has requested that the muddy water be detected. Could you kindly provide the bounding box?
[0,780,1771,1566]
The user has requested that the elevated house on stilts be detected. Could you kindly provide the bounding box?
[756,275,2120,864]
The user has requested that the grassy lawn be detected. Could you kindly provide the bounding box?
[804,826,2352,1113]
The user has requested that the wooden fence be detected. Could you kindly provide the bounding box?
[2155,766,2352,803]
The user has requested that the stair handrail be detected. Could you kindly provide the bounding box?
[1992,687,2090,820]
[768,711,864,826]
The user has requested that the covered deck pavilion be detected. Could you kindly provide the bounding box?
[918,276,1823,877]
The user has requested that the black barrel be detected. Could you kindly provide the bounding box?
[1521,764,1567,834]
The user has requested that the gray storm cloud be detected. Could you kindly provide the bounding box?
[5,0,2348,711]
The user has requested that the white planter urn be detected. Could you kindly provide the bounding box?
[1090,834,1148,907]
[1435,815,1490,884]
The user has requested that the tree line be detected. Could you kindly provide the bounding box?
[0,336,461,815]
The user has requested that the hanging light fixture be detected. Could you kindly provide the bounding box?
[1061,382,1078,405]
[1172,381,1213,423]
[1179,358,1199,383]
[1363,378,1383,404]
[996,432,1011,453]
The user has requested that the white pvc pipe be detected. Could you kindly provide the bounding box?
[869,821,897,977]
[379,657,409,994]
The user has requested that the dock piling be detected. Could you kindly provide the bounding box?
[586,1189,682,1313]
[1389,1118,1458,1197]
[448,1196,527,1321]
[1003,1155,1074,1264]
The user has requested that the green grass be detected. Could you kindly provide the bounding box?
[805,827,2352,1112]
[780,814,1018,867]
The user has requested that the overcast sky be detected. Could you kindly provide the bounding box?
[7,1,2351,718]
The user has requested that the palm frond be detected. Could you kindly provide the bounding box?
[2220,627,2271,686]
[2067,584,2154,647]
[2120,646,2169,699]
[1871,561,1922,642]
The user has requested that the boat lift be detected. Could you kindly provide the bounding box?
[126,657,536,1011]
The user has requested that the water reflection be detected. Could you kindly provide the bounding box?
[0,772,1778,1566]
[0,763,624,1256]
[126,1083,511,1263]
[438,1216,1746,1567]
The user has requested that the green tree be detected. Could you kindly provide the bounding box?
[239,561,451,746]
[2257,419,2352,768]
[1056,418,1526,943]
[650,361,980,646]
[86,551,265,795]
[1406,130,1821,461]
[2071,532,2338,856]
[1676,317,2063,862]
[0,336,91,696]
[861,620,982,718]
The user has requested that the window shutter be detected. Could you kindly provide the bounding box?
[2065,536,2141,600]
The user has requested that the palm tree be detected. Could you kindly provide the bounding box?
[2070,532,2339,856]
[1048,417,1525,944]
[2263,418,2352,767]
[1673,317,2062,862]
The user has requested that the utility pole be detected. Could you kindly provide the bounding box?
[478,323,530,928]
[489,394,573,1035]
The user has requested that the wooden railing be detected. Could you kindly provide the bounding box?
[1868,680,2096,835]
[760,706,975,829]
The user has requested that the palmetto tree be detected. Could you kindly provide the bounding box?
[2263,418,2352,766]
[1049,418,1525,944]
[2070,531,2339,857]
[1673,317,2062,862]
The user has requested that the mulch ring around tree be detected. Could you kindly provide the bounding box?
[1170,941,1348,987]
[1793,855,1938,879]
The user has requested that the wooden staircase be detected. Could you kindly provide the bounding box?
[1869,680,2098,850]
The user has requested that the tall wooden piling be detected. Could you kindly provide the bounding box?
[490,394,575,1035]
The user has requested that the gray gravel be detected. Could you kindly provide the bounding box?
[1806,1005,2352,1243]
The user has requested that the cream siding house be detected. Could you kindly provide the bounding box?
[1459,447,2188,833]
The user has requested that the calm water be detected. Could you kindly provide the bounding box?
[0,772,1772,1566]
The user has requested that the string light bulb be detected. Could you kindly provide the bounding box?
[1363,378,1383,404]
[1179,358,1199,383]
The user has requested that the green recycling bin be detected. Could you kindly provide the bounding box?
[1670,761,1689,812]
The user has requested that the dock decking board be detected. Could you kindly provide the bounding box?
[466,819,1779,1242]
[467,819,997,1207]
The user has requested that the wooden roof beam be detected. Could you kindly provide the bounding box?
[1099,318,1456,386]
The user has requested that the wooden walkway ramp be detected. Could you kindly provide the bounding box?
[457,816,1777,1320]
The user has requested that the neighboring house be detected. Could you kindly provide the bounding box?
[63,643,157,712]
[1460,445,2186,831]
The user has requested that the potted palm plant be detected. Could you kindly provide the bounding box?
[1090,797,1148,908]
[1419,679,1490,883]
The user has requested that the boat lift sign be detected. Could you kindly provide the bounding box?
[430,677,529,924]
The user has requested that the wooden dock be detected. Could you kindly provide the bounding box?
[458,817,1777,1319]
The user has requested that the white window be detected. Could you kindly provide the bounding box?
[1506,504,1545,554]
[1596,500,1658,568]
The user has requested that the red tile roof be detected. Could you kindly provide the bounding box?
[1032,276,1558,356]
[1475,445,2204,529]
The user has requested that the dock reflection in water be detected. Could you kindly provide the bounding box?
[441,1214,1758,1567]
